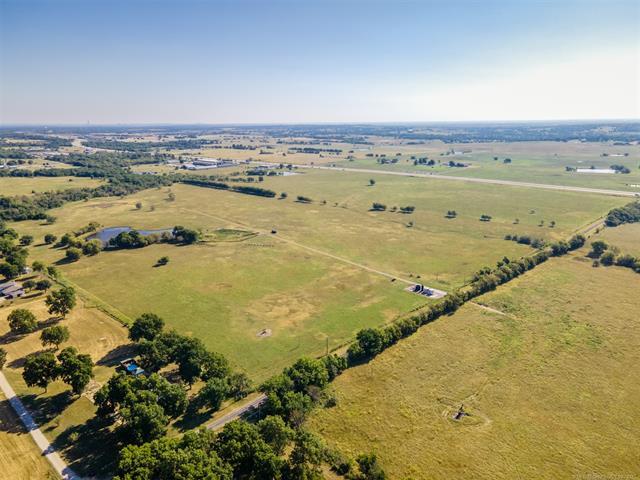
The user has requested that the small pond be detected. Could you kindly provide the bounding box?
[87,226,173,246]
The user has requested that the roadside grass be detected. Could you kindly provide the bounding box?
[309,253,640,480]
[0,297,130,477]
[0,391,56,480]
[0,176,103,195]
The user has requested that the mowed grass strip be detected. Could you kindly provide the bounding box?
[309,255,640,480]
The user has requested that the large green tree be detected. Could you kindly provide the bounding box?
[23,352,59,392]
[58,346,94,395]
[46,286,76,318]
[8,308,38,335]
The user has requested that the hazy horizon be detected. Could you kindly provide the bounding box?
[1,0,639,124]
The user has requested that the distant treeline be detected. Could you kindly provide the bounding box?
[0,175,172,221]
[0,133,72,149]
[82,139,219,152]
[288,147,343,154]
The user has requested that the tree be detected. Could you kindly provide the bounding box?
[46,265,59,278]
[129,313,165,342]
[119,400,169,445]
[23,352,59,392]
[46,286,76,318]
[82,239,102,256]
[284,357,328,392]
[36,279,52,291]
[156,256,169,266]
[198,377,229,411]
[0,348,6,369]
[19,235,34,246]
[590,240,608,258]
[354,453,386,480]
[258,415,293,455]
[23,279,36,291]
[44,233,57,245]
[201,351,230,381]
[286,430,325,479]
[65,247,82,262]
[215,420,283,479]
[228,371,252,400]
[600,251,616,266]
[135,201,143,210]
[32,260,46,272]
[58,346,94,395]
[371,202,386,211]
[568,234,586,250]
[8,308,38,334]
[40,325,70,350]
[115,431,232,480]
[369,179,376,186]
[280,192,288,199]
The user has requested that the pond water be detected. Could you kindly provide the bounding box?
[87,226,173,245]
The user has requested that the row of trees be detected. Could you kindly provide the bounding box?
[180,177,277,198]
[504,233,546,249]
[22,346,93,395]
[589,240,640,273]
[605,201,640,227]
[346,234,587,365]
[113,417,384,480]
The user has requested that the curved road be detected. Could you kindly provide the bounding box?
[298,165,640,198]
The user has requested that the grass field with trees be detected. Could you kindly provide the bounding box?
[309,250,640,479]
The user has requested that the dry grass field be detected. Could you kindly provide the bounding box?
[0,176,102,195]
[310,252,640,479]
[0,391,55,480]
[0,295,130,476]
[6,168,625,380]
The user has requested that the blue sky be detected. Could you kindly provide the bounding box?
[1,0,638,124]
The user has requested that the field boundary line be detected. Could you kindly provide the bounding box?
[0,371,80,480]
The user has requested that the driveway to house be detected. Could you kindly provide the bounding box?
[0,371,80,480]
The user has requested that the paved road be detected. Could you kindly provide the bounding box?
[298,165,640,198]
[0,371,80,480]
[206,394,267,431]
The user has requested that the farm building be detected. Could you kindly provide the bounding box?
[0,281,25,299]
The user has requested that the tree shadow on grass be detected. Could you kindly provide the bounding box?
[0,399,28,434]
[20,390,74,426]
[173,405,213,432]
[97,343,136,367]
[53,416,120,478]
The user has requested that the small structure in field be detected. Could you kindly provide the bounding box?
[118,358,146,376]
[0,281,25,299]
